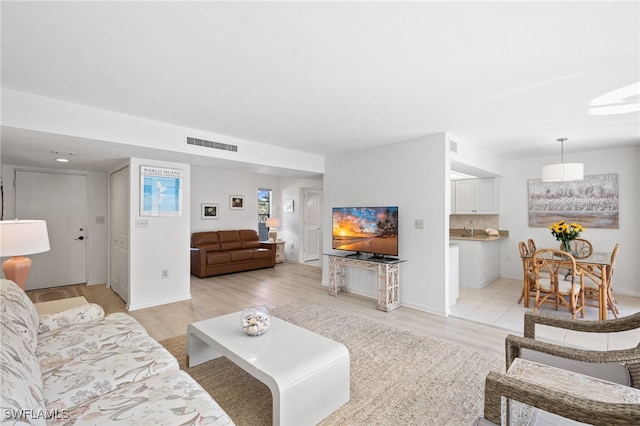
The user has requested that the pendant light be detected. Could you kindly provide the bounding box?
[541,138,584,182]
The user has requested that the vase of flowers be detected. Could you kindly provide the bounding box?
[548,221,585,254]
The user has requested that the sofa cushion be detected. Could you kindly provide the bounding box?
[218,230,242,251]
[42,334,179,412]
[242,239,261,249]
[239,229,260,246]
[229,249,255,262]
[207,251,233,265]
[37,312,148,371]
[191,232,220,248]
[38,303,105,335]
[48,371,235,426]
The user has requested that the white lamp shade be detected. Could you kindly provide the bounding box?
[266,217,280,228]
[541,163,584,182]
[0,220,51,257]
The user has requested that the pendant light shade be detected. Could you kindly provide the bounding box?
[541,138,584,182]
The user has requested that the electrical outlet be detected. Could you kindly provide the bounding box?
[96,216,105,224]
[470,220,477,225]
[161,269,169,279]
[415,219,424,229]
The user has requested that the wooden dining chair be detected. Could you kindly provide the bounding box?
[527,239,536,255]
[559,237,593,259]
[517,241,535,305]
[532,249,585,319]
[583,243,620,318]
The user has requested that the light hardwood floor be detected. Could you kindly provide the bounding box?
[27,262,514,359]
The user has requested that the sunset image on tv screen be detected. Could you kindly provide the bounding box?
[332,206,398,255]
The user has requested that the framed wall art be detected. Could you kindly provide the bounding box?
[201,203,219,219]
[284,199,294,213]
[528,173,619,228]
[230,195,245,210]
[140,165,182,216]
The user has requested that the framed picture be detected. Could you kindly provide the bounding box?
[140,165,182,216]
[528,173,619,228]
[230,195,245,210]
[201,203,219,219]
[284,199,294,213]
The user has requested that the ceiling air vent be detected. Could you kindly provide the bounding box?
[449,140,458,153]
[186,136,238,152]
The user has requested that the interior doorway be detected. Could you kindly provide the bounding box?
[15,170,88,289]
[301,188,321,262]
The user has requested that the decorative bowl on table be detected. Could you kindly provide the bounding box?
[240,304,272,336]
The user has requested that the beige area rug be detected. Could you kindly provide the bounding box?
[160,302,533,426]
[26,285,83,303]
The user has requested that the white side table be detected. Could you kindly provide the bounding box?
[263,241,286,263]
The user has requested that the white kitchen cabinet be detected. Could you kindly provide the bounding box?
[453,178,499,214]
[449,245,459,306]
[456,240,501,288]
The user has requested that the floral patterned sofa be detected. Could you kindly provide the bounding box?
[0,279,234,425]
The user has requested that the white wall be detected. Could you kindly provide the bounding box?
[127,158,192,310]
[2,89,324,174]
[323,133,450,315]
[190,166,323,262]
[1,164,109,285]
[190,165,281,233]
[499,146,640,296]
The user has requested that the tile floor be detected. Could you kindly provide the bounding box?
[450,277,640,351]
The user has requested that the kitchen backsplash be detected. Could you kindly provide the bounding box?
[450,214,499,230]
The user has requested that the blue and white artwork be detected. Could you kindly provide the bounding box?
[140,166,182,216]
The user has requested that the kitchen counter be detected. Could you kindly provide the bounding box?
[449,228,508,241]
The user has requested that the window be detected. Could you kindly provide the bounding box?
[258,188,272,224]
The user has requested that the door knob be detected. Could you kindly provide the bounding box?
[75,236,85,240]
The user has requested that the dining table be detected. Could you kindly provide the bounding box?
[521,250,613,320]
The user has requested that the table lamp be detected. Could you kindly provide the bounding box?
[0,219,50,290]
[266,217,280,242]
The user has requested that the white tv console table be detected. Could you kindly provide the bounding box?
[326,254,405,312]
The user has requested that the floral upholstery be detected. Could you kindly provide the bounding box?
[0,279,234,425]
[38,303,105,335]
[37,313,148,371]
[1,279,46,425]
[49,371,234,425]
[42,335,179,411]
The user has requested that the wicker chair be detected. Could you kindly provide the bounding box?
[532,249,585,319]
[582,243,620,318]
[559,237,593,259]
[517,241,535,305]
[482,311,640,425]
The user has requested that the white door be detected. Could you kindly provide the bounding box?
[109,167,130,303]
[15,170,87,289]
[301,188,321,262]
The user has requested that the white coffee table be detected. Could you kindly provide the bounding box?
[187,312,350,426]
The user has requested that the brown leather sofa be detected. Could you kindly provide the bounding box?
[190,229,276,278]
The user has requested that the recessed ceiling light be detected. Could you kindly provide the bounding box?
[51,149,74,164]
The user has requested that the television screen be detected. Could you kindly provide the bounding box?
[332,206,399,257]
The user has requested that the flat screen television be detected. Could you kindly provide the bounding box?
[332,206,399,258]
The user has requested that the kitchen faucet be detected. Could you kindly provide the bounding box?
[462,226,474,237]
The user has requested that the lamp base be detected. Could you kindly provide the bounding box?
[2,256,32,290]
[268,229,278,243]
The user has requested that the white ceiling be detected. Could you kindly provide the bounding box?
[1,1,639,173]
